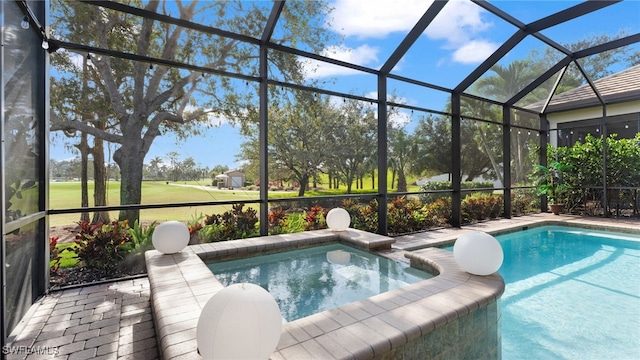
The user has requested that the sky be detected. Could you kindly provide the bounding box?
[49,0,640,171]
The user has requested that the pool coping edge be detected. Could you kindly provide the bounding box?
[146,228,505,359]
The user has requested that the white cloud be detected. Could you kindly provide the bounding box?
[388,110,412,128]
[452,40,498,64]
[424,0,492,47]
[183,104,234,127]
[55,49,85,70]
[205,113,232,127]
[330,0,498,65]
[331,0,434,38]
[425,0,499,64]
[301,44,380,79]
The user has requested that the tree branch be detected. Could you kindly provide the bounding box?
[50,118,123,144]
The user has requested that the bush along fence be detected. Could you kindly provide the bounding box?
[549,134,640,216]
[49,191,538,287]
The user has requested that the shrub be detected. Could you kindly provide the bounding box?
[419,181,494,202]
[511,188,539,216]
[461,193,503,223]
[420,197,452,228]
[121,220,158,273]
[283,212,306,233]
[340,198,362,228]
[267,207,287,235]
[357,199,380,233]
[547,133,640,215]
[128,220,157,252]
[304,205,327,230]
[69,220,132,272]
[200,204,260,242]
[49,236,61,276]
[387,197,423,235]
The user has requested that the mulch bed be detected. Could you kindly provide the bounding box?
[50,267,144,289]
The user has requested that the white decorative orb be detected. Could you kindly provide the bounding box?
[326,250,351,265]
[151,221,190,254]
[453,231,504,276]
[326,208,351,231]
[197,283,282,360]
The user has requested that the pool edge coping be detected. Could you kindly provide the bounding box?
[394,216,640,251]
[146,228,505,359]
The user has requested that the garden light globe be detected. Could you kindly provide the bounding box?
[197,283,282,360]
[326,208,350,231]
[453,231,503,276]
[151,221,190,254]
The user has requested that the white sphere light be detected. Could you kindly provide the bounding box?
[453,231,504,276]
[326,208,351,231]
[151,221,190,254]
[197,283,282,360]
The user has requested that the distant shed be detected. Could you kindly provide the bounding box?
[215,170,244,189]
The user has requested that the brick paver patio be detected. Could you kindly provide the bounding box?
[5,278,158,360]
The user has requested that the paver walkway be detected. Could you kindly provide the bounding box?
[5,278,158,360]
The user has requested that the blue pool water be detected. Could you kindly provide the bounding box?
[207,243,432,322]
[493,226,640,359]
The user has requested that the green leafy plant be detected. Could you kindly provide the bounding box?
[283,212,306,233]
[304,205,327,230]
[356,199,379,233]
[201,204,260,241]
[387,197,424,235]
[421,197,452,228]
[511,188,539,216]
[532,161,572,205]
[119,220,158,274]
[49,236,62,276]
[68,220,132,272]
[267,207,288,234]
[127,220,157,252]
[187,212,205,242]
[461,193,503,223]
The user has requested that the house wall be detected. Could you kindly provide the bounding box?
[547,100,640,146]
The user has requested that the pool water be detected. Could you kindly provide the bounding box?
[495,226,640,359]
[207,243,432,322]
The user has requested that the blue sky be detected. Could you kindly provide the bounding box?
[49,0,640,170]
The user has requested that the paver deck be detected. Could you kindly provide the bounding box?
[5,214,639,359]
[5,278,158,360]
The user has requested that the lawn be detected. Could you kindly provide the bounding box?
[50,180,263,226]
[49,176,422,227]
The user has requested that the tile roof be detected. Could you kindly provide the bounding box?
[528,65,640,114]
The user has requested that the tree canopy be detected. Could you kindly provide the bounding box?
[49,0,334,223]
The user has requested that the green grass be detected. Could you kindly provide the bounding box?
[49,181,263,226]
[49,175,423,227]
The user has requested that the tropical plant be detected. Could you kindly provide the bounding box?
[49,237,62,276]
[127,220,158,252]
[304,205,327,230]
[69,220,133,272]
[532,161,572,205]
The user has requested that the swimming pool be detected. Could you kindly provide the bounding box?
[495,226,640,359]
[207,243,433,321]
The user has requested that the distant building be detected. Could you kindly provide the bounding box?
[215,169,245,189]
